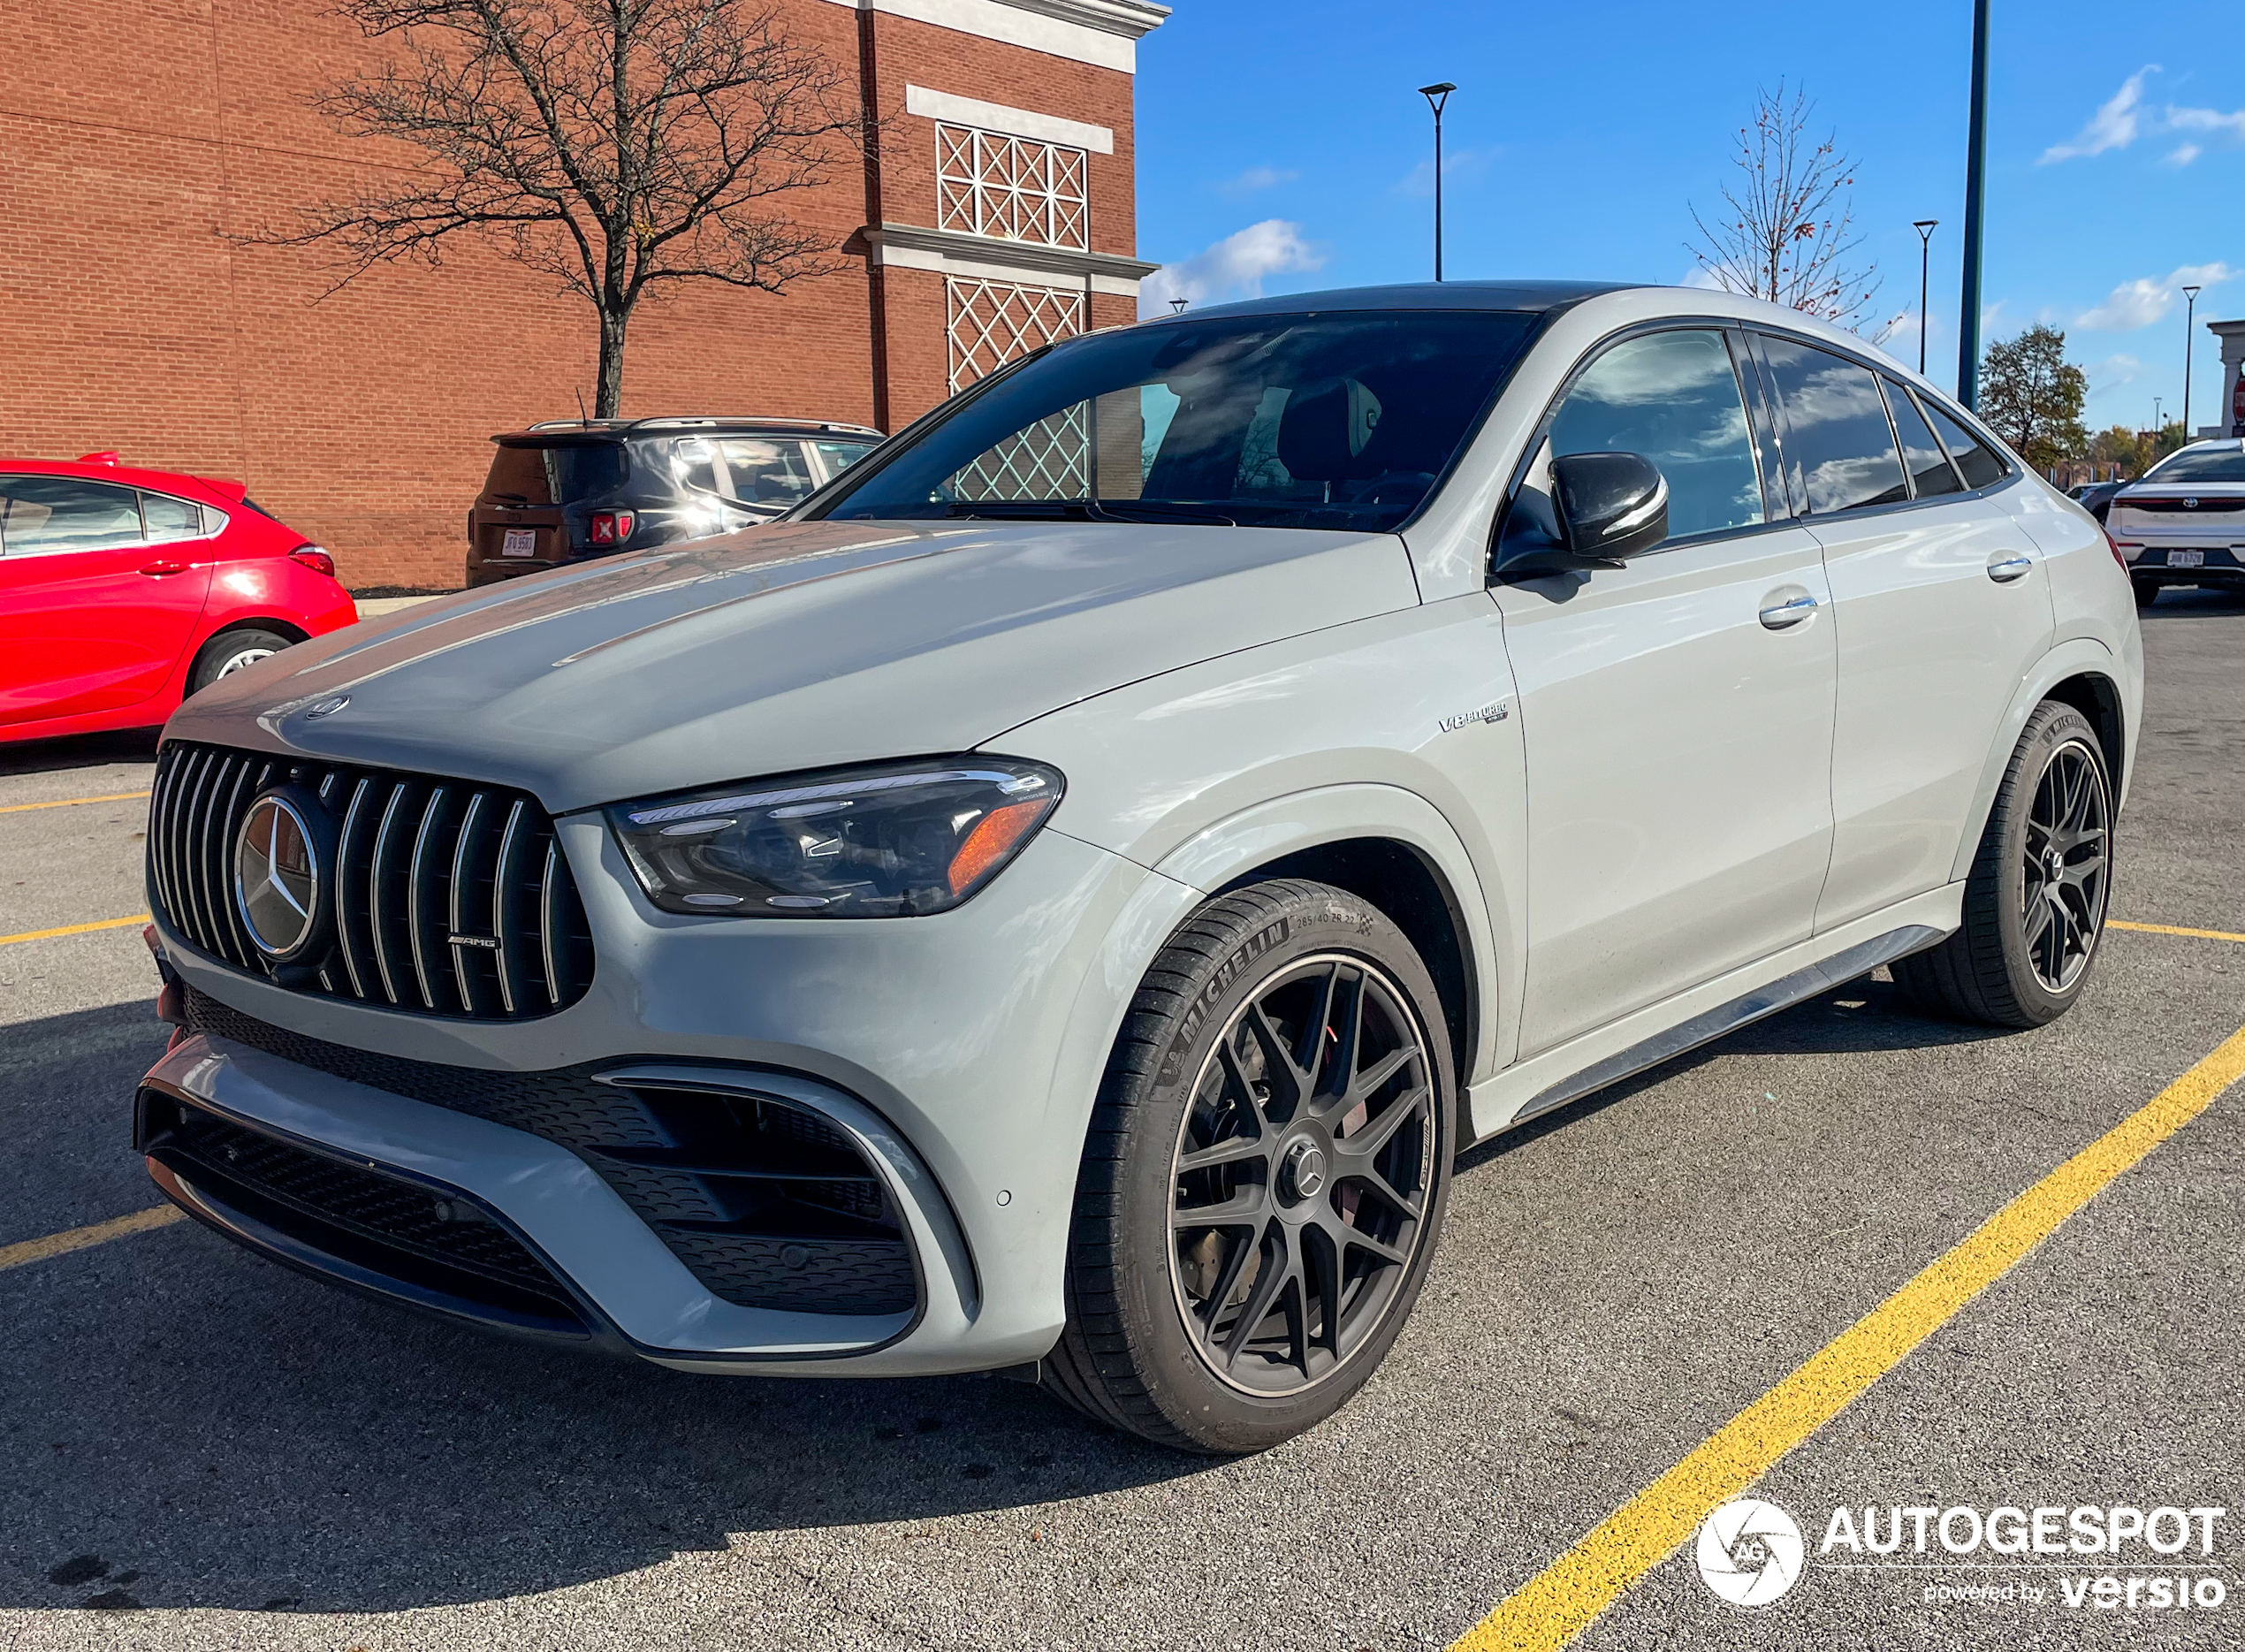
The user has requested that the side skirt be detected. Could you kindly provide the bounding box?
[1465,884,1962,1143]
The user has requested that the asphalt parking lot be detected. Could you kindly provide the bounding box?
[4,592,2241,1652]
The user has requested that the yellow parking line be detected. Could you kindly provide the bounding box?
[2109,919,2245,945]
[0,913,152,947]
[0,789,151,815]
[0,1205,185,1275]
[1450,1020,2245,1652]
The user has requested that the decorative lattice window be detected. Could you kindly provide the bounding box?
[946,277,1084,392]
[945,277,1091,499]
[937,125,1089,250]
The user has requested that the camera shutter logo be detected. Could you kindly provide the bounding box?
[233,792,326,961]
[1694,1498,1806,1607]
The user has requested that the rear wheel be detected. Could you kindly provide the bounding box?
[1045,879,1455,1453]
[187,627,295,694]
[1895,700,2112,1027]
[2132,577,2159,609]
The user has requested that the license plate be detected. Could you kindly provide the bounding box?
[501,529,537,558]
[2166,549,2205,568]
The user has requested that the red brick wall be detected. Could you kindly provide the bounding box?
[1,0,1139,588]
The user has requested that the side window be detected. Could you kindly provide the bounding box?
[717,439,817,506]
[1917,398,2009,490]
[0,476,144,555]
[1879,381,1963,498]
[1756,336,1908,513]
[141,491,205,543]
[1542,329,1765,543]
[811,440,877,480]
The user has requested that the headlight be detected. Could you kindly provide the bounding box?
[609,757,1063,917]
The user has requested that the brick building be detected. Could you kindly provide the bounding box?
[1,0,1167,587]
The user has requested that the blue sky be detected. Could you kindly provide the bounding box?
[1130,0,2241,436]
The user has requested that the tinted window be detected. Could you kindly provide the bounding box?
[2142,445,2245,483]
[1918,400,2008,490]
[813,439,878,477]
[717,438,816,505]
[1546,329,1764,542]
[483,444,553,505]
[544,444,628,503]
[816,310,1540,532]
[1757,336,1908,513]
[141,491,204,542]
[1881,381,1962,498]
[0,476,144,554]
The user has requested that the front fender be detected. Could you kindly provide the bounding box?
[1948,635,2141,884]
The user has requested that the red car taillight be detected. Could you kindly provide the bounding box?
[2104,528,2128,574]
[289,544,336,577]
[589,510,635,545]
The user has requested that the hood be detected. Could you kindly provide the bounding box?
[171,519,1418,811]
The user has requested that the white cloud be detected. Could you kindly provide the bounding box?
[2092,354,2145,389]
[2041,67,2158,163]
[1394,146,1498,198]
[2075,263,2237,331]
[2165,142,2203,167]
[1213,165,1299,199]
[1139,220,1327,318]
[1678,264,1727,291]
[2165,103,2245,141]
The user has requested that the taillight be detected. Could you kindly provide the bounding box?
[589,510,635,545]
[289,544,336,577]
[2104,529,2135,574]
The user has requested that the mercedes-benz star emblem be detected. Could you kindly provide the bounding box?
[303,695,350,719]
[234,792,324,959]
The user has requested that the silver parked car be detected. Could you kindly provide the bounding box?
[2105,438,2245,605]
[140,283,2142,1451]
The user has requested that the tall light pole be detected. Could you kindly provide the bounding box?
[1913,220,1939,375]
[1419,82,1456,282]
[1957,0,1990,408]
[2181,283,2202,439]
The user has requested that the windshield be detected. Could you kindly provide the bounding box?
[2142,445,2245,484]
[811,310,1541,532]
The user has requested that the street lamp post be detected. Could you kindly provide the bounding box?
[2181,284,2202,438]
[1957,0,1990,407]
[1913,220,1938,375]
[1419,82,1456,282]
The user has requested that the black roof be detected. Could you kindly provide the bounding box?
[495,415,883,446]
[1158,279,1642,324]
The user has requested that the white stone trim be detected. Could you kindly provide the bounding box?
[866,223,1153,296]
[906,86,1114,154]
[820,0,1166,72]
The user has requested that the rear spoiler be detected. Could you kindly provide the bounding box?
[196,476,249,503]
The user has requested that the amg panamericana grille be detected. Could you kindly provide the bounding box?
[149,741,593,1019]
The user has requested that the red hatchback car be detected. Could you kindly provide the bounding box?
[0,455,358,743]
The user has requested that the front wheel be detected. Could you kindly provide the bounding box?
[1045,879,1456,1453]
[1895,700,2113,1027]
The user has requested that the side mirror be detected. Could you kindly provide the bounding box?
[1552,452,1668,561]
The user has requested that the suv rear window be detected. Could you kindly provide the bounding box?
[483,442,629,505]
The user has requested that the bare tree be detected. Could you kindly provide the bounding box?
[280,0,860,415]
[1687,82,1881,330]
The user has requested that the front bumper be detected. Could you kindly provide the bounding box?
[144,823,1204,1375]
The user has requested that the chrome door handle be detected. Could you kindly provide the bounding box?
[1758,592,1818,629]
[1987,552,2034,583]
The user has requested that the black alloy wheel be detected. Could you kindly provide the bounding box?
[1896,700,2114,1028]
[1046,879,1455,1453]
[1168,954,1436,1397]
[2020,735,2111,993]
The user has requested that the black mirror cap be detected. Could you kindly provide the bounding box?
[1553,452,1668,560]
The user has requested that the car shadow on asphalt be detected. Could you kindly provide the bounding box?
[0,1002,1205,1618]
[1457,971,2015,1174]
[0,727,161,779]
